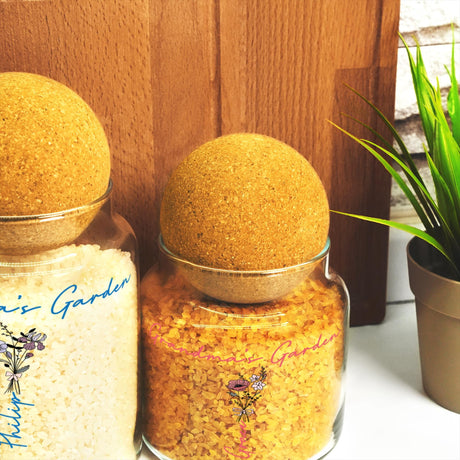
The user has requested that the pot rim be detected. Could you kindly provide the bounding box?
[407,236,460,319]
[407,236,460,286]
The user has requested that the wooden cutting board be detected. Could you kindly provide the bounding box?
[0,0,400,325]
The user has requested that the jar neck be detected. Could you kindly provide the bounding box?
[0,180,113,256]
[158,235,331,304]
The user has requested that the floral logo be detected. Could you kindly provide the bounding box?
[0,322,47,394]
[227,366,267,422]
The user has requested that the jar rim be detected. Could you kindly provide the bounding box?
[158,233,330,276]
[0,179,112,223]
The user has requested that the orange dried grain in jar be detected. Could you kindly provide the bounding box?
[141,242,347,460]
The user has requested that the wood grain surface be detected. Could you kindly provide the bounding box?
[0,0,400,325]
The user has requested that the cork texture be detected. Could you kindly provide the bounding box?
[0,72,110,216]
[161,133,329,270]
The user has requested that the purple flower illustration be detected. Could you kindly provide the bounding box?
[0,322,47,394]
[227,379,250,392]
[227,367,268,422]
[22,332,47,351]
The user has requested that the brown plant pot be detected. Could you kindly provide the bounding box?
[407,237,460,413]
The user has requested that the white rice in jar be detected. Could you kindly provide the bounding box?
[0,244,138,460]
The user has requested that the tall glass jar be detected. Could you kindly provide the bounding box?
[0,181,141,460]
[141,236,349,460]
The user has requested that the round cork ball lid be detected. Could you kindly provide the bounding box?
[161,133,329,270]
[0,72,111,216]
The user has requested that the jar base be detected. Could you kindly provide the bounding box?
[142,431,341,460]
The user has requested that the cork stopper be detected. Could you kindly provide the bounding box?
[0,72,110,216]
[161,133,329,271]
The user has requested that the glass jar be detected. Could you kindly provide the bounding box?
[0,181,141,460]
[141,236,349,460]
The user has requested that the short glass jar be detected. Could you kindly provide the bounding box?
[141,236,349,460]
[0,181,141,460]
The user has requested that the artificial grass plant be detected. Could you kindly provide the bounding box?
[330,32,460,280]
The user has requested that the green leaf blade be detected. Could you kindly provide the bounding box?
[446,28,460,145]
[332,210,460,277]
[432,119,460,220]
[328,120,437,231]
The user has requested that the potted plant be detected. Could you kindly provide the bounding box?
[330,33,460,413]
